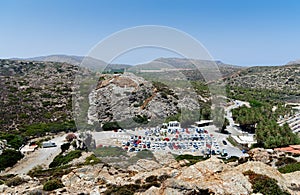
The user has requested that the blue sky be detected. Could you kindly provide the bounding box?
[1,0,300,66]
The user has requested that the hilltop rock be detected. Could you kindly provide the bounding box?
[87,73,179,126]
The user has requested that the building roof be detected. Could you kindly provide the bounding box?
[274,145,300,154]
[290,145,300,149]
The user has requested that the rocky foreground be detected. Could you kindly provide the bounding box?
[1,151,300,195]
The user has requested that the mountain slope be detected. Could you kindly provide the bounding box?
[0,59,78,131]
[226,64,300,102]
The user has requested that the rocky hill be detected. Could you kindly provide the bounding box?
[86,72,201,129]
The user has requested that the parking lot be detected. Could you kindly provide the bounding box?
[106,122,245,158]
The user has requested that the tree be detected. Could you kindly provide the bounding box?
[0,149,23,171]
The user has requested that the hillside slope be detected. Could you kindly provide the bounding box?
[0,59,78,131]
[226,64,300,102]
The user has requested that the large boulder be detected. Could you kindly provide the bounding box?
[283,171,300,192]
[248,148,271,164]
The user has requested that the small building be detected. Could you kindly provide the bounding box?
[168,121,181,129]
[20,144,38,154]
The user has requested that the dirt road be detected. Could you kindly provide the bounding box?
[2,135,66,175]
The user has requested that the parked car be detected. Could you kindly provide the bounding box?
[42,141,57,148]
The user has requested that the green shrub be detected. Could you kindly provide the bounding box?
[84,154,101,165]
[243,170,290,195]
[133,115,148,124]
[278,162,300,173]
[0,149,23,171]
[102,121,121,131]
[0,180,4,185]
[43,179,64,191]
[275,157,297,167]
[103,183,161,195]
[5,176,25,187]
[0,133,24,149]
[22,120,76,137]
[27,165,43,176]
[49,150,82,168]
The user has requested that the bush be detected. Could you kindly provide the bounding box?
[243,170,290,195]
[252,176,289,195]
[103,183,161,195]
[43,179,64,191]
[0,149,23,171]
[49,150,82,168]
[102,122,121,131]
[278,162,300,173]
[0,133,24,149]
[5,176,25,187]
[175,154,208,166]
[60,142,70,153]
[84,154,101,165]
[275,157,297,167]
[27,165,44,176]
[133,115,148,124]
[22,120,76,137]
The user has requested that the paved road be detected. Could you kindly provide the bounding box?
[224,99,250,136]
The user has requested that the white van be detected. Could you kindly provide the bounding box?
[42,141,57,148]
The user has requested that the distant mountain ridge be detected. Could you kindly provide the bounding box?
[11,55,131,71]
[11,55,243,70]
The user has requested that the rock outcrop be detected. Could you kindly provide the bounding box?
[87,73,180,126]
[2,153,299,195]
